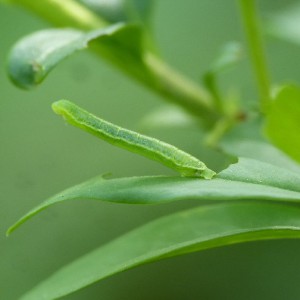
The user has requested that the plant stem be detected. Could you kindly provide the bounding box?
[238,0,271,113]
[8,0,219,123]
[144,53,218,123]
[205,117,235,148]
[9,0,107,30]
[203,73,224,113]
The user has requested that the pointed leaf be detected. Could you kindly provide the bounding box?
[8,23,145,89]
[265,85,300,163]
[20,202,300,300]
[8,157,300,235]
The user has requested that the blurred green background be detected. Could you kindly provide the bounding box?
[1,0,300,299]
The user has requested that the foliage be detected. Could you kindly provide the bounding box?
[2,0,300,299]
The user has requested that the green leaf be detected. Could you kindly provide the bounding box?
[8,23,146,89]
[267,2,300,45]
[5,5,215,121]
[7,157,300,235]
[221,117,300,173]
[19,202,300,300]
[222,139,300,174]
[77,0,153,24]
[265,85,300,163]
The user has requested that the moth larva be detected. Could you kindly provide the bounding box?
[52,100,216,179]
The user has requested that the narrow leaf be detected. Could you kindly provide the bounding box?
[20,202,300,300]
[265,85,300,163]
[8,23,144,89]
[7,157,300,235]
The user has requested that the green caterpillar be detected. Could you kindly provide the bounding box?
[52,100,216,179]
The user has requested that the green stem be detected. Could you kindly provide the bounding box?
[144,53,218,123]
[203,73,224,113]
[238,0,271,113]
[9,0,107,30]
[205,117,235,148]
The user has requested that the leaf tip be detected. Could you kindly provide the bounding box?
[6,223,17,237]
[6,212,36,237]
[8,46,45,90]
[8,62,39,90]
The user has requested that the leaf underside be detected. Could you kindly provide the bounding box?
[8,23,145,89]
[20,202,300,300]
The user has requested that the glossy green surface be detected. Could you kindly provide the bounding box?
[8,157,300,235]
[20,202,300,300]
